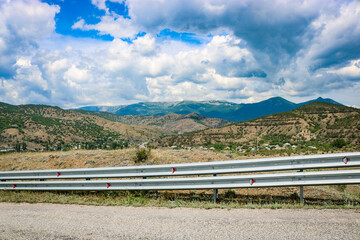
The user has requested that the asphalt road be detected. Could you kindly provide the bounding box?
[0,203,359,240]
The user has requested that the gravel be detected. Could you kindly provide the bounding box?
[0,203,359,240]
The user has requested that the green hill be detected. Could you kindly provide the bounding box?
[0,103,168,151]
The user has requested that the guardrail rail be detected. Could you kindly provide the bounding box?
[1,152,359,204]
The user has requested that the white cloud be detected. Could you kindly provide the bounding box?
[91,0,124,13]
[0,0,59,78]
[327,60,360,80]
[64,65,90,84]
[1,0,360,108]
[72,15,139,39]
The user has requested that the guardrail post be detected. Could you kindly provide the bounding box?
[299,169,304,205]
[213,174,218,203]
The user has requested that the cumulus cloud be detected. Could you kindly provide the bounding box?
[0,0,59,78]
[72,15,138,39]
[1,0,360,108]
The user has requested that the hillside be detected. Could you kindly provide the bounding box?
[78,111,231,134]
[0,103,169,151]
[153,102,360,151]
[78,97,341,122]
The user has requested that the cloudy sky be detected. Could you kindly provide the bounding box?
[0,0,359,108]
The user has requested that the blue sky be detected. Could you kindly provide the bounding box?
[0,0,359,108]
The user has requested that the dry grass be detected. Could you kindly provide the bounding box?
[0,148,236,171]
[1,148,359,208]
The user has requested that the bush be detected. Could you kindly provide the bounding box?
[331,139,346,148]
[135,148,151,163]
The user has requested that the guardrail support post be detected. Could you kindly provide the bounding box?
[299,169,304,205]
[213,174,218,203]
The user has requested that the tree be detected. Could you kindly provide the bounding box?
[14,142,21,152]
[22,142,27,151]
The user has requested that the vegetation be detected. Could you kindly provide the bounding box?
[331,139,347,149]
[0,102,167,151]
[153,102,360,153]
[135,148,151,163]
[79,111,232,134]
[1,186,359,209]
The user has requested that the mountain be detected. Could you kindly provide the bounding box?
[152,102,360,150]
[79,111,232,134]
[79,105,126,113]
[77,97,342,122]
[0,103,169,151]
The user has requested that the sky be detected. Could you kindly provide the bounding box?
[0,0,359,108]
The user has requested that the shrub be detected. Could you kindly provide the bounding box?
[135,148,151,163]
[330,139,346,148]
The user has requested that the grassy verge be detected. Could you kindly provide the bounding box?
[1,189,359,210]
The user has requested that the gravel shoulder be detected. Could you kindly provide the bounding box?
[0,203,359,240]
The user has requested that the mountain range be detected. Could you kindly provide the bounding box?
[77,111,231,134]
[1,99,359,152]
[153,102,360,150]
[78,97,341,122]
[0,102,230,151]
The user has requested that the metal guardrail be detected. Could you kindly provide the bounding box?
[1,170,359,191]
[1,152,359,204]
[1,152,359,180]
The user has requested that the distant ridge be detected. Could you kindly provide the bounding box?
[153,102,360,149]
[78,97,342,122]
[80,111,232,134]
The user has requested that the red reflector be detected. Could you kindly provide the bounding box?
[172,168,176,173]
[13,184,16,189]
[343,157,349,164]
[107,183,110,188]
[57,172,60,177]
[250,179,254,185]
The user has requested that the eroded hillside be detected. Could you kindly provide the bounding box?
[154,102,360,151]
[0,103,168,151]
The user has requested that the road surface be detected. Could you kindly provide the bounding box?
[0,203,359,239]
